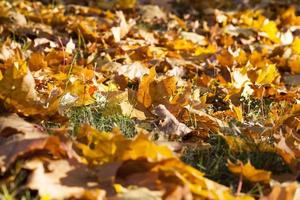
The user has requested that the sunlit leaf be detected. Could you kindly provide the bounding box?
[137,67,156,108]
[256,64,280,85]
[227,160,271,183]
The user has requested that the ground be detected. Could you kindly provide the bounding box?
[0,0,300,199]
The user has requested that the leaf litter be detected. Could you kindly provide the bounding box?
[0,0,300,199]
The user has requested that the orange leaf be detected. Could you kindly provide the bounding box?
[137,67,156,108]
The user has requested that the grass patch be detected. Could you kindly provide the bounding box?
[181,134,290,195]
[66,103,136,138]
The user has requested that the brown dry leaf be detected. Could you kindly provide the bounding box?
[151,76,177,105]
[0,114,65,174]
[0,113,44,139]
[120,101,146,120]
[227,160,271,183]
[76,20,99,41]
[116,159,253,200]
[275,136,296,165]
[118,62,149,80]
[181,32,207,46]
[260,182,300,200]
[152,104,191,137]
[45,50,70,67]
[182,105,224,132]
[140,5,167,23]
[116,186,163,200]
[0,137,63,174]
[25,159,116,199]
[217,49,234,67]
[111,11,135,42]
[283,75,300,86]
[137,66,156,108]
[28,52,47,71]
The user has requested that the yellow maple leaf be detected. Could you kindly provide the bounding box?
[137,67,156,108]
[76,126,174,164]
[66,80,95,106]
[260,20,279,43]
[76,125,253,200]
[168,39,194,51]
[255,64,280,85]
[292,37,300,54]
[194,44,216,56]
[227,160,271,183]
[0,57,50,116]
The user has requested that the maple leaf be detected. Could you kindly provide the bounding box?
[227,160,271,183]
[1,0,300,198]
[0,114,65,174]
[255,64,280,85]
[76,125,253,199]
[0,57,49,116]
[25,159,112,199]
[137,67,156,108]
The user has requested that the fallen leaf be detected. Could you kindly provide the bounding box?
[76,125,174,165]
[111,11,135,42]
[260,181,300,200]
[137,67,156,108]
[25,159,112,199]
[152,104,191,137]
[168,39,194,51]
[120,101,146,120]
[140,5,167,23]
[260,20,279,43]
[0,113,45,139]
[118,62,149,80]
[65,38,75,54]
[227,160,271,183]
[0,116,66,174]
[292,37,300,54]
[0,58,48,115]
[116,186,163,200]
[181,32,207,46]
[256,64,280,85]
[275,136,296,164]
[28,52,47,71]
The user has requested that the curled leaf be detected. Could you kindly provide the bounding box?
[152,104,191,137]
